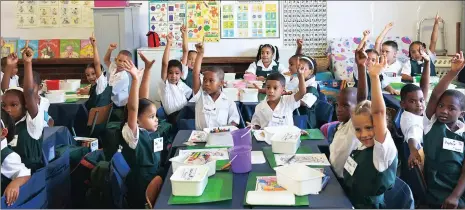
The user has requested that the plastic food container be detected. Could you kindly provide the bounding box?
[223,88,239,101]
[60,79,81,91]
[170,165,209,196]
[45,80,60,91]
[270,130,301,154]
[240,88,258,102]
[246,81,263,88]
[264,125,300,144]
[244,74,257,81]
[45,90,65,103]
[224,73,236,81]
[169,154,217,177]
[275,163,325,196]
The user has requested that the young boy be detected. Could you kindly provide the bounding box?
[1,111,31,207]
[180,25,197,88]
[159,33,192,125]
[399,48,431,168]
[422,51,465,209]
[191,40,240,130]
[1,54,20,91]
[374,22,403,76]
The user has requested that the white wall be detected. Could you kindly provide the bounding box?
[1,0,462,62]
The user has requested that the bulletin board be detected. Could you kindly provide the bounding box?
[16,0,94,28]
[220,1,279,39]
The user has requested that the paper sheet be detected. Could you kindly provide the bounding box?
[252,151,266,164]
[188,130,208,143]
[274,154,330,166]
[255,176,286,191]
[178,148,229,160]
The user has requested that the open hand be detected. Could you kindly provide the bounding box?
[90,32,96,46]
[368,55,387,77]
[138,52,155,68]
[363,30,371,37]
[420,48,430,62]
[355,42,368,66]
[109,43,117,50]
[6,53,18,66]
[4,184,19,206]
[122,60,138,78]
[451,51,465,73]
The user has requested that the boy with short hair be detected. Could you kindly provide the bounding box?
[374,22,403,76]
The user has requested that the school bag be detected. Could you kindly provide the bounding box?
[85,160,113,208]
[147,31,161,48]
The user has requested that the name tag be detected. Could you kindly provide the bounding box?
[344,156,358,176]
[271,113,285,125]
[443,137,464,153]
[153,137,163,153]
[203,105,216,115]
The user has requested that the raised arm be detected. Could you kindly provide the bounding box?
[104,43,117,68]
[295,36,304,55]
[90,33,102,78]
[293,58,307,101]
[180,25,188,65]
[419,48,431,100]
[1,53,18,92]
[429,13,442,54]
[192,40,204,95]
[161,33,174,81]
[375,22,394,54]
[355,39,369,103]
[368,55,388,143]
[426,52,465,119]
[122,60,140,135]
[22,47,39,118]
[356,30,371,51]
[138,52,155,99]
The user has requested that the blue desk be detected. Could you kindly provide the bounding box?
[155,130,353,209]
[49,99,89,136]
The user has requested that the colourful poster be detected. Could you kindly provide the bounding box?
[186,0,220,42]
[149,1,186,47]
[1,38,19,58]
[38,39,60,58]
[149,1,168,46]
[221,4,234,38]
[17,40,39,59]
[80,39,94,58]
[59,39,80,58]
[167,2,186,48]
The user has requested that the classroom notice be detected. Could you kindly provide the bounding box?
[17,40,39,59]
[60,39,80,58]
[39,39,60,58]
[148,1,186,47]
[1,38,19,58]
[80,40,94,58]
[220,1,279,39]
[186,0,220,42]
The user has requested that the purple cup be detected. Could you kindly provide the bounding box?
[231,128,252,147]
[229,145,252,173]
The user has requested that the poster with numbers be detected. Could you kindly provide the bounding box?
[220,1,279,39]
[185,1,220,42]
[282,0,327,56]
[149,1,186,47]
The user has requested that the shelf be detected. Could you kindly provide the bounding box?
[18,58,94,65]
[203,57,255,64]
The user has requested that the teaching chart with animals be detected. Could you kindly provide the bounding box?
[185,1,220,42]
[282,0,327,56]
[220,1,279,39]
[16,0,94,28]
[148,1,186,47]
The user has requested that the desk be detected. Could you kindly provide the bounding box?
[155,130,353,209]
[49,99,89,136]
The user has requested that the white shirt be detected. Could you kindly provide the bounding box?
[329,120,360,178]
[251,95,300,128]
[400,111,424,149]
[1,139,31,179]
[245,60,288,75]
[384,60,403,76]
[287,76,318,93]
[122,123,139,149]
[400,50,437,76]
[0,72,20,88]
[352,131,398,172]
[424,114,465,136]
[107,62,132,107]
[192,91,240,130]
[8,106,44,146]
[39,96,50,127]
[95,73,108,95]
[353,64,389,89]
[157,80,192,115]
[181,64,189,80]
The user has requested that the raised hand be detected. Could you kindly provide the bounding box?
[195,41,204,54]
[451,51,465,73]
[434,12,443,24]
[363,30,371,37]
[22,48,34,63]
[122,60,138,78]
[138,51,155,67]
[420,48,430,62]
[180,25,187,35]
[6,53,18,66]
[166,32,174,44]
[90,32,96,46]
[355,42,368,66]
[296,57,305,76]
[296,35,304,48]
[384,22,394,30]
[368,55,387,77]
[109,43,117,50]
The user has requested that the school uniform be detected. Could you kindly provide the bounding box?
[8,107,44,173]
[423,114,465,207]
[192,91,240,130]
[181,64,194,88]
[401,50,437,78]
[384,60,403,76]
[400,111,423,149]
[1,139,31,195]
[251,95,300,128]
[294,77,321,128]
[85,74,112,111]
[329,119,360,178]
[157,80,192,124]
[353,64,390,89]
[343,131,398,208]
[0,72,19,89]
[119,123,164,209]
[107,62,133,121]
[245,60,288,77]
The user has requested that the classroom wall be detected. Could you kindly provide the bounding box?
[1,1,462,62]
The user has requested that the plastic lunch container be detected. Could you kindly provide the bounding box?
[274,163,325,196]
[170,165,209,196]
[169,153,217,177]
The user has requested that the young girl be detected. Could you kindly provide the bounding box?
[159,32,192,125]
[1,48,44,173]
[191,40,240,130]
[245,44,288,81]
[422,51,465,209]
[251,57,307,128]
[118,58,162,209]
[401,15,441,82]
[343,55,398,209]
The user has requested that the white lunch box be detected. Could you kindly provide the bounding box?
[170,165,209,196]
[275,163,325,196]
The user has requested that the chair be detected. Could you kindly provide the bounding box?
[293,115,308,129]
[1,168,48,209]
[87,103,113,137]
[315,100,334,128]
[327,121,340,144]
[178,119,196,130]
[145,176,163,209]
[46,148,71,208]
[384,177,415,209]
[110,152,131,208]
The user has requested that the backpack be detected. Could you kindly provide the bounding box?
[147,31,161,48]
[85,161,113,208]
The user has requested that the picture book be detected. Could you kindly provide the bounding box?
[80,39,93,58]
[17,39,39,59]
[38,39,59,58]
[59,39,80,58]
[1,38,19,58]
[255,176,286,191]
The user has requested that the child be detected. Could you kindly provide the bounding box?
[400,48,431,169]
[250,56,307,128]
[1,110,31,207]
[245,44,288,81]
[1,54,20,91]
[33,72,53,127]
[329,44,368,178]
[159,33,192,125]
[180,25,196,88]
[287,38,319,96]
[343,55,398,209]
[422,51,465,209]
[401,15,441,82]
[191,41,240,130]
[118,58,162,209]
[1,47,44,173]
[374,22,403,76]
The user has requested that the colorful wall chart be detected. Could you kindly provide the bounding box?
[220,1,279,39]
[149,1,186,47]
[185,1,220,42]
[16,0,94,29]
[282,0,327,56]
